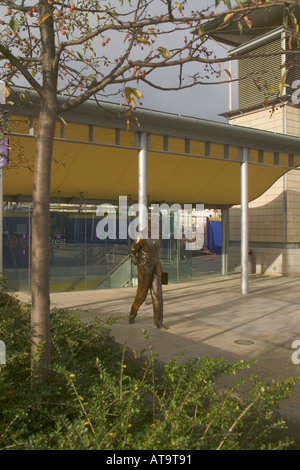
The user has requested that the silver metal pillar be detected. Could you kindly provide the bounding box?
[221,205,229,276]
[283,102,288,246]
[241,149,249,294]
[283,173,287,245]
[138,132,148,234]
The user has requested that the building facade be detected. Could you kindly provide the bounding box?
[221,24,300,276]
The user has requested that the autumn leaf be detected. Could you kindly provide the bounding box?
[39,13,52,25]
[127,119,135,133]
[223,13,234,23]
[157,46,171,58]
[175,2,183,14]
[129,88,143,99]
[137,38,151,45]
[198,26,204,37]
[125,87,144,110]
[225,69,232,80]
[9,18,19,33]
[5,87,10,98]
[243,16,252,29]
[224,0,232,9]
[59,115,68,126]
[269,85,275,94]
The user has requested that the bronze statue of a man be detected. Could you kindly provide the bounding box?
[129,217,168,329]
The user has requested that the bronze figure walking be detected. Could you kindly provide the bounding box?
[129,222,168,329]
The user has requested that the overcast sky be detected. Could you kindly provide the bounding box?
[136,43,238,123]
[111,0,239,123]
[76,0,237,123]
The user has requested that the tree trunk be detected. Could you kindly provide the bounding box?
[31,95,57,382]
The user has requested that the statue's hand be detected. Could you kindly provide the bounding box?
[131,256,140,266]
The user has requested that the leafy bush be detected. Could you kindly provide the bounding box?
[0,291,299,450]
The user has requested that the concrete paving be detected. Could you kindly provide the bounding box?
[17,273,300,441]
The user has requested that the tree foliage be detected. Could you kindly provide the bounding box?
[0,0,297,109]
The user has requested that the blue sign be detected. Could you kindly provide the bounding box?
[0,137,9,168]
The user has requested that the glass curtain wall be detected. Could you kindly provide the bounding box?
[3,202,31,292]
[3,202,222,293]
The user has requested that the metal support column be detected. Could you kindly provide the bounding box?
[221,205,229,276]
[241,148,249,294]
[138,132,148,235]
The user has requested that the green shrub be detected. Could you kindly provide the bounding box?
[0,291,299,450]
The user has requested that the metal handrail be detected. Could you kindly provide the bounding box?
[95,254,130,289]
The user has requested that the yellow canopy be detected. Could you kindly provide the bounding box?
[4,104,300,206]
